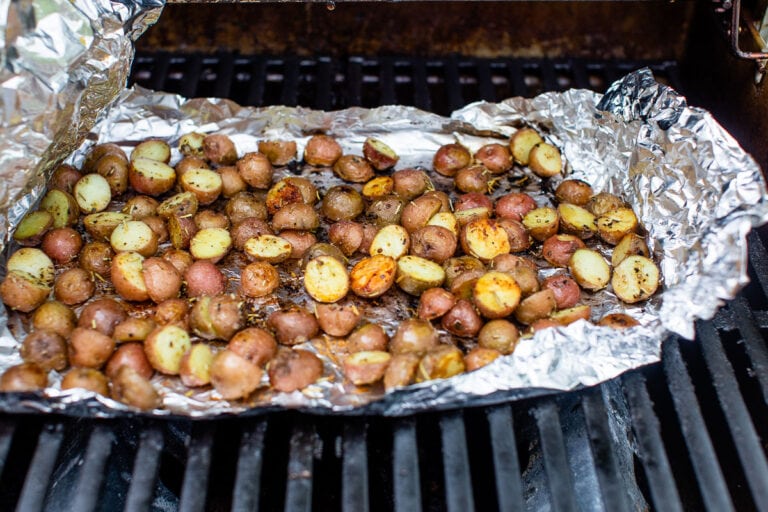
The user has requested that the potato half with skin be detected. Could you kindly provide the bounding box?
[401,195,443,233]
[79,241,114,278]
[304,134,343,167]
[344,351,391,385]
[269,348,324,392]
[129,158,176,196]
[473,271,522,319]
[84,212,132,241]
[392,169,431,200]
[417,287,456,320]
[54,268,94,305]
[349,255,397,298]
[348,323,389,353]
[157,192,199,219]
[509,127,543,165]
[460,218,511,262]
[558,203,597,239]
[144,325,191,375]
[40,189,79,228]
[0,273,49,313]
[555,179,593,206]
[113,317,157,343]
[612,233,650,267]
[8,247,55,286]
[244,234,292,264]
[390,319,439,355]
[204,134,238,165]
[497,219,532,253]
[111,251,149,302]
[383,353,420,390]
[304,256,350,303]
[50,164,82,194]
[268,308,320,346]
[13,211,53,247]
[228,327,277,367]
[598,313,640,329]
[210,349,263,399]
[21,330,68,371]
[271,203,320,232]
[522,207,559,241]
[329,221,364,256]
[237,152,274,189]
[612,255,660,304]
[367,195,405,227]
[416,345,466,383]
[219,165,247,198]
[433,143,471,177]
[41,227,82,264]
[162,248,194,275]
[227,191,268,224]
[315,301,361,337]
[142,257,182,303]
[0,363,47,392]
[587,192,625,217]
[110,366,160,410]
[396,255,445,296]
[321,186,364,221]
[94,154,129,196]
[258,139,297,166]
[549,305,592,326]
[110,220,159,257]
[266,180,304,215]
[597,207,639,245]
[240,261,280,298]
[132,139,171,163]
[363,137,399,170]
[427,212,459,236]
[528,142,562,178]
[184,260,226,297]
[569,249,611,291]
[449,268,485,300]
[73,173,112,214]
[475,143,512,174]
[155,298,190,329]
[180,168,223,205]
[69,327,115,369]
[369,224,410,260]
[77,298,127,336]
[478,319,519,354]
[465,347,502,372]
[441,299,483,337]
[231,218,273,251]
[31,301,76,339]
[362,176,395,201]
[105,342,154,380]
[179,132,205,157]
[189,295,243,341]
[83,143,128,174]
[179,343,214,387]
[514,289,557,325]
[542,234,586,267]
[190,228,232,263]
[541,274,581,310]
[334,154,375,183]
[495,192,537,221]
[454,165,490,194]
[280,230,316,260]
[61,368,108,396]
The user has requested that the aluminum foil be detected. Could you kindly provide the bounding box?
[1,66,766,417]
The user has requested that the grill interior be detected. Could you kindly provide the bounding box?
[0,53,766,511]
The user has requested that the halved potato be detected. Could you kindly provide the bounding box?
[569,248,611,291]
[383,353,420,390]
[509,127,543,165]
[179,343,214,387]
[40,189,80,228]
[266,180,304,214]
[13,211,53,246]
[597,207,639,245]
[110,220,158,257]
[111,251,149,301]
[522,207,559,241]
[363,137,399,170]
[514,289,557,325]
[369,224,410,260]
[460,218,510,262]
[362,176,395,200]
[611,255,660,304]
[611,233,650,267]
[129,157,176,196]
[168,215,198,250]
[210,350,262,400]
[415,345,466,383]
[144,325,192,375]
[304,255,350,303]
[94,153,129,196]
[244,234,292,263]
[473,271,521,319]
[7,247,55,286]
[157,192,199,219]
[180,168,223,205]
[550,305,592,326]
[587,192,625,217]
[132,139,171,163]
[0,272,50,312]
[190,228,232,262]
[83,212,132,241]
[427,212,459,236]
[454,207,491,227]
[350,255,397,298]
[464,347,502,372]
[82,143,128,174]
[396,255,445,296]
[258,139,297,166]
[203,134,238,165]
[178,132,205,157]
[344,351,392,385]
[598,313,640,329]
[528,142,562,178]
[558,203,597,239]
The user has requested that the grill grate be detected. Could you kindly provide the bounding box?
[0,53,765,511]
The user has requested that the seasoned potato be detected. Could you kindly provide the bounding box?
[111,252,149,302]
[180,168,223,205]
[123,195,159,220]
[427,211,459,236]
[315,301,361,337]
[244,234,292,263]
[349,255,397,298]
[240,261,280,298]
[491,253,537,273]
[258,139,297,166]
[176,156,210,179]
[301,243,347,268]
[271,203,320,232]
[0,363,47,392]
[237,152,274,189]
[514,289,557,325]
[304,256,349,303]
[460,218,510,262]
[142,257,182,303]
[13,211,53,247]
[396,255,446,296]
[522,207,559,241]
[179,343,214,387]
[279,230,317,259]
[329,221,364,256]
[569,249,611,291]
[41,227,82,264]
[79,241,114,278]
[367,195,405,226]
[392,169,431,200]
[344,351,391,385]
[454,165,490,194]
[61,368,108,396]
[129,158,176,196]
[54,268,95,305]
[495,192,537,221]
[542,234,586,267]
[558,203,597,239]
[110,220,158,257]
[21,330,68,371]
[77,298,127,336]
[597,207,639,245]
[268,348,324,392]
[0,272,50,313]
[362,176,395,200]
[612,255,660,304]
[478,319,519,354]
[363,137,399,170]
[228,327,277,367]
[227,191,268,224]
[203,134,238,165]
[541,274,581,310]
[31,301,76,338]
[441,299,483,337]
[189,295,243,341]
[106,342,153,380]
[528,142,562,178]
[73,173,112,213]
[190,228,232,263]
[210,349,262,399]
[449,268,485,300]
[383,353,420,390]
[83,143,128,174]
[334,154,375,183]
[40,189,80,228]
[157,192,199,219]
[84,212,132,242]
[443,256,485,288]
[142,216,169,244]
[194,209,229,231]
[587,192,625,217]
[598,313,640,329]
[359,223,379,254]
[401,195,443,233]
[455,206,492,227]
[69,327,116,368]
[284,177,319,205]
[321,185,364,221]
[268,308,320,346]
[49,164,82,194]
[475,143,512,174]
[154,298,190,329]
[178,132,205,157]
[417,287,456,320]
[231,218,273,251]
[110,366,160,410]
[95,153,129,196]
[509,127,543,165]
[465,347,502,371]
[612,233,650,267]
[4,246,54,282]
[161,248,194,275]
[555,179,593,206]
[304,134,343,166]
[497,219,532,253]
[389,319,439,355]
[416,345,466,382]
[113,317,156,343]
[473,271,521,319]
[454,192,493,213]
[369,224,410,259]
[219,165,247,198]
[549,305,592,326]
[348,323,389,353]
[184,260,227,297]
[433,143,471,177]
[265,181,303,215]
[132,139,171,163]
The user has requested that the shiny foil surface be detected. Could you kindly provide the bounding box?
[0,65,766,417]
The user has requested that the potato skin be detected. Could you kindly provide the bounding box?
[142,257,182,303]
[69,327,116,368]
[392,169,431,200]
[113,317,156,343]
[279,230,317,260]
[321,185,364,221]
[315,302,361,337]
[475,143,512,174]
[203,134,238,165]
[401,195,443,233]
[31,301,76,338]
[0,272,50,313]
[218,165,247,198]
[259,139,297,166]
[190,295,243,341]
[598,313,640,329]
[328,221,364,256]
[514,289,557,325]
[184,261,227,297]
[389,319,439,355]
[21,330,68,371]
[61,368,108,395]
[441,299,483,337]
[237,152,274,189]
[229,327,277,367]
[333,154,375,183]
[541,274,581,310]
[268,308,320,346]
[268,348,324,392]
[587,192,625,217]
[123,195,159,220]
[454,165,490,194]
[50,164,82,194]
[478,319,519,354]
[416,345,466,382]
[417,287,457,320]
[240,261,280,298]
[110,365,160,410]
[231,218,273,251]
[0,363,48,392]
[41,227,83,264]
[410,226,457,264]
[348,323,389,353]
[433,143,471,177]
[54,268,95,305]
[105,342,153,380]
[271,202,320,232]
[161,248,194,275]
[304,135,343,167]
[226,192,268,224]
[542,234,586,267]
[343,351,391,385]
[497,219,532,253]
[383,353,420,390]
[78,298,127,336]
[555,179,593,206]
[179,343,214,387]
[494,192,537,221]
[154,298,190,329]
[465,347,502,372]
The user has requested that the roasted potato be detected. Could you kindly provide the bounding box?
[369,224,410,259]
[528,142,562,178]
[598,313,640,329]
[279,230,317,260]
[180,168,223,205]
[611,255,660,304]
[416,345,466,382]
[83,143,128,174]
[268,348,324,392]
[396,255,446,296]
[597,207,639,245]
[460,218,510,262]
[284,177,319,205]
[79,241,114,278]
[231,218,273,251]
[389,319,439,355]
[54,268,95,305]
[541,274,581,310]
[226,191,268,224]
[348,323,389,353]
[334,154,375,183]
[1,253,54,312]
[228,327,277,367]
[178,132,205,157]
[509,127,543,165]
[184,260,227,297]
[237,152,274,189]
[383,353,420,390]
[106,342,153,380]
[612,233,650,267]
[265,181,304,215]
[349,255,397,298]
[61,368,108,396]
[401,195,443,233]
[558,203,597,239]
[41,227,82,264]
[189,294,243,341]
[362,176,395,201]
[258,139,297,166]
[129,158,176,196]
[344,351,391,385]
[110,220,158,257]
[549,305,592,326]
[161,248,194,275]
[240,261,280,298]
[113,317,157,343]
[40,189,79,228]
[21,330,68,371]
[495,192,537,221]
[433,143,471,177]
[111,252,149,302]
[69,327,116,368]
[304,255,349,303]
[13,211,53,247]
[210,349,262,399]
[73,173,112,213]
[110,365,160,410]
[203,134,238,165]
[271,203,320,232]
[441,299,483,337]
[31,301,76,338]
[49,164,82,194]
[464,347,502,371]
[329,221,364,256]
[142,257,182,303]
[194,209,229,231]
[154,298,190,329]
[473,271,521,319]
[94,153,129,196]
[244,234,292,264]
[157,192,199,219]
[427,211,459,236]
[321,185,364,221]
[449,268,485,300]
[542,234,586,267]
[475,143,512,174]
[268,308,320,346]
[392,169,431,200]
[522,206,559,241]
[168,214,198,250]
[555,179,593,206]
[497,219,532,253]
[219,165,248,198]
[454,192,493,213]
[514,289,557,325]
[315,301,361,337]
[123,195,160,220]
[363,137,399,170]
[367,195,405,226]
[454,165,491,194]
[416,287,456,320]
[132,139,171,163]
[190,227,232,263]
[586,192,625,217]
[175,156,210,179]
[179,343,214,387]
[569,249,611,291]
[77,298,127,336]
[0,363,47,392]
[304,134,343,166]
[443,256,485,288]
[478,319,519,354]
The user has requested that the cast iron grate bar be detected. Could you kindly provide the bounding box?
[15,422,64,512]
[581,389,632,512]
[621,373,684,512]
[440,411,474,512]
[71,425,113,512]
[0,420,14,477]
[284,423,316,512]
[662,338,735,511]
[231,421,268,512]
[179,424,215,512]
[124,426,164,512]
[341,421,369,512]
[392,418,421,512]
[729,295,768,406]
[486,405,524,511]
[534,401,578,512]
[697,320,768,510]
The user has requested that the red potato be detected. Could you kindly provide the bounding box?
[190,227,232,263]
[161,249,194,275]
[417,287,457,320]
[268,308,320,346]
[111,252,149,302]
[132,140,171,163]
[142,216,169,245]
[362,176,395,201]
[73,173,112,214]
[157,192,199,219]
[383,353,420,390]
[194,210,229,231]
[401,195,443,233]
[258,139,298,166]
[79,241,114,278]
[54,268,95,305]
[598,313,640,329]
[179,343,215,387]
[237,152,274,189]
[21,330,68,371]
[333,154,375,183]
[61,368,108,396]
[0,363,47,392]
[315,301,361,337]
[240,261,280,298]
[449,268,485,300]
[555,179,593,206]
[113,317,156,343]
[474,143,512,174]
[304,134,343,166]
[228,327,277,367]
[367,195,405,227]
[542,234,587,267]
[184,260,227,297]
[167,215,198,250]
[528,142,562,178]
[41,227,82,264]
[268,348,324,392]
[349,255,397,298]
[69,327,116,369]
[110,220,159,257]
[284,177,318,205]
[180,168,223,205]
[129,158,176,196]
[83,143,128,174]
[279,230,317,259]
[271,203,320,232]
[321,186,365,222]
[409,226,457,264]
[495,192,537,221]
[219,165,247,198]
[227,192,268,224]
[304,256,350,303]
[13,211,53,247]
[49,164,82,194]
[478,319,519,354]
[454,192,493,213]
[210,350,263,399]
[497,219,532,253]
[392,169,431,200]
[541,274,581,310]
[105,342,153,380]
[454,165,491,194]
[472,271,522,319]
[154,298,190,329]
[203,134,238,165]
[95,153,129,196]
[266,180,304,215]
[389,319,439,355]
[189,295,243,341]
[509,127,543,165]
[363,137,399,170]
[514,289,557,325]
[441,299,483,337]
[348,323,389,353]
[231,218,274,251]
[460,218,511,262]
[110,366,160,410]
[329,221,364,256]
[40,189,80,228]
[77,298,127,336]
[416,345,466,382]
[433,143,471,177]
[464,347,502,372]
[123,195,160,220]
[31,301,76,339]
[142,257,182,303]
[549,305,592,326]
[344,351,391,385]
[522,207,559,241]
[175,156,210,179]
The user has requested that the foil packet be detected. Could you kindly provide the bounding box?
[1,65,766,417]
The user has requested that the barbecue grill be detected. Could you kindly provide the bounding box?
[2,1,768,510]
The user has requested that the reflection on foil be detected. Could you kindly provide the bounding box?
[0,65,767,417]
